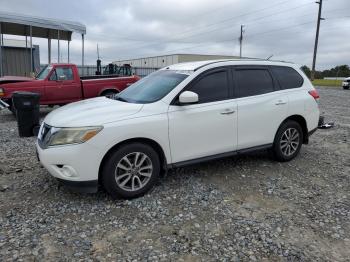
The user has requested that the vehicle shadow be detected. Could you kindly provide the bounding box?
[45,150,275,203]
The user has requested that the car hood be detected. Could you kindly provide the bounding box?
[44,97,143,127]
[0,76,36,85]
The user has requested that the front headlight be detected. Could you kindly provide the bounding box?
[48,126,103,146]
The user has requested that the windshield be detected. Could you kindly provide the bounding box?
[36,65,52,80]
[116,70,190,103]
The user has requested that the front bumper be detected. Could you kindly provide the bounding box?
[36,141,103,193]
[56,178,98,193]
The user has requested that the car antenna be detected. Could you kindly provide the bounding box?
[266,54,273,60]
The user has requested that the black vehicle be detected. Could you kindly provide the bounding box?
[103,63,132,76]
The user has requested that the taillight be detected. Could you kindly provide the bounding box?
[308,89,319,100]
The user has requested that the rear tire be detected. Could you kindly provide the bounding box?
[101,143,160,199]
[273,120,303,162]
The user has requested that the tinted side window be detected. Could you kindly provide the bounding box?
[271,66,303,89]
[236,69,274,98]
[189,70,229,103]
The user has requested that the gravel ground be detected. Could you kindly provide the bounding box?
[0,87,349,261]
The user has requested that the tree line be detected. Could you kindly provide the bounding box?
[301,65,350,79]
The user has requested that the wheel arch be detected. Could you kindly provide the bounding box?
[277,115,309,144]
[99,88,120,96]
[98,137,168,184]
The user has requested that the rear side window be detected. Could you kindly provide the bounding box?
[189,70,229,103]
[236,69,274,98]
[271,66,303,89]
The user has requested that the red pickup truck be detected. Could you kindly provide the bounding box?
[0,63,140,111]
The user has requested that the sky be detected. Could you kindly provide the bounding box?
[1,0,349,70]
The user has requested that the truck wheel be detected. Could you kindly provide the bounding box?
[343,86,349,90]
[101,143,160,199]
[273,120,303,162]
[101,90,118,98]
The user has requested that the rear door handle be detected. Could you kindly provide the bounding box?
[275,100,287,105]
[220,108,235,115]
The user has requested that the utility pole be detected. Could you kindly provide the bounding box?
[239,25,244,58]
[97,44,100,60]
[311,0,324,80]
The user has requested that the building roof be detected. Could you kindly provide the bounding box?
[0,11,86,41]
[114,53,241,62]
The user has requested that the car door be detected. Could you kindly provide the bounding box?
[233,66,288,150]
[45,66,81,103]
[168,67,238,163]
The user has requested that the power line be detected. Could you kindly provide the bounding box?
[87,6,350,43]
[160,16,350,57]
[92,11,349,62]
[166,0,292,39]
[98,2,348,60]
[111,1,314,53]
[245,21,315,38]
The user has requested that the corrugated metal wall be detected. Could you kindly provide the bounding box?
[1,45,40,76]
[114,54,179,68]
[113,54,240,68]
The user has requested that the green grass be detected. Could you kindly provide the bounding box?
[311,79,342,87]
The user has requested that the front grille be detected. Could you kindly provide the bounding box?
[38,123,52,149]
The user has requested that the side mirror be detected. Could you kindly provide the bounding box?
[58,75,66,81]
[179,91,198,104]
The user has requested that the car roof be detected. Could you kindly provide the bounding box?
[164,59,296,71]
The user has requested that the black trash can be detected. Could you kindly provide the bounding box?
[12,92,41,137]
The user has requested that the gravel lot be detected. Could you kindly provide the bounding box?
[0,87,349,261]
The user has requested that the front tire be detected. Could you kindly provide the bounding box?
[101,143,160,199]
[273,120,303,162]
[343,86,349,90]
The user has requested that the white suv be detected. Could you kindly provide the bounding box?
[36,60,320,198]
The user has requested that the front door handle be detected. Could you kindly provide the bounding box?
[275,100,287,105]
[220,108,235,115]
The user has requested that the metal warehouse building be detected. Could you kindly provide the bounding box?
[1,39,40,76]
[113,54,240,68]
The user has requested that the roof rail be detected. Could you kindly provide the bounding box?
[193,58,294,71]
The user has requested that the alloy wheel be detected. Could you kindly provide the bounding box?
[114,152,153,192]
[280,127,300,157]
